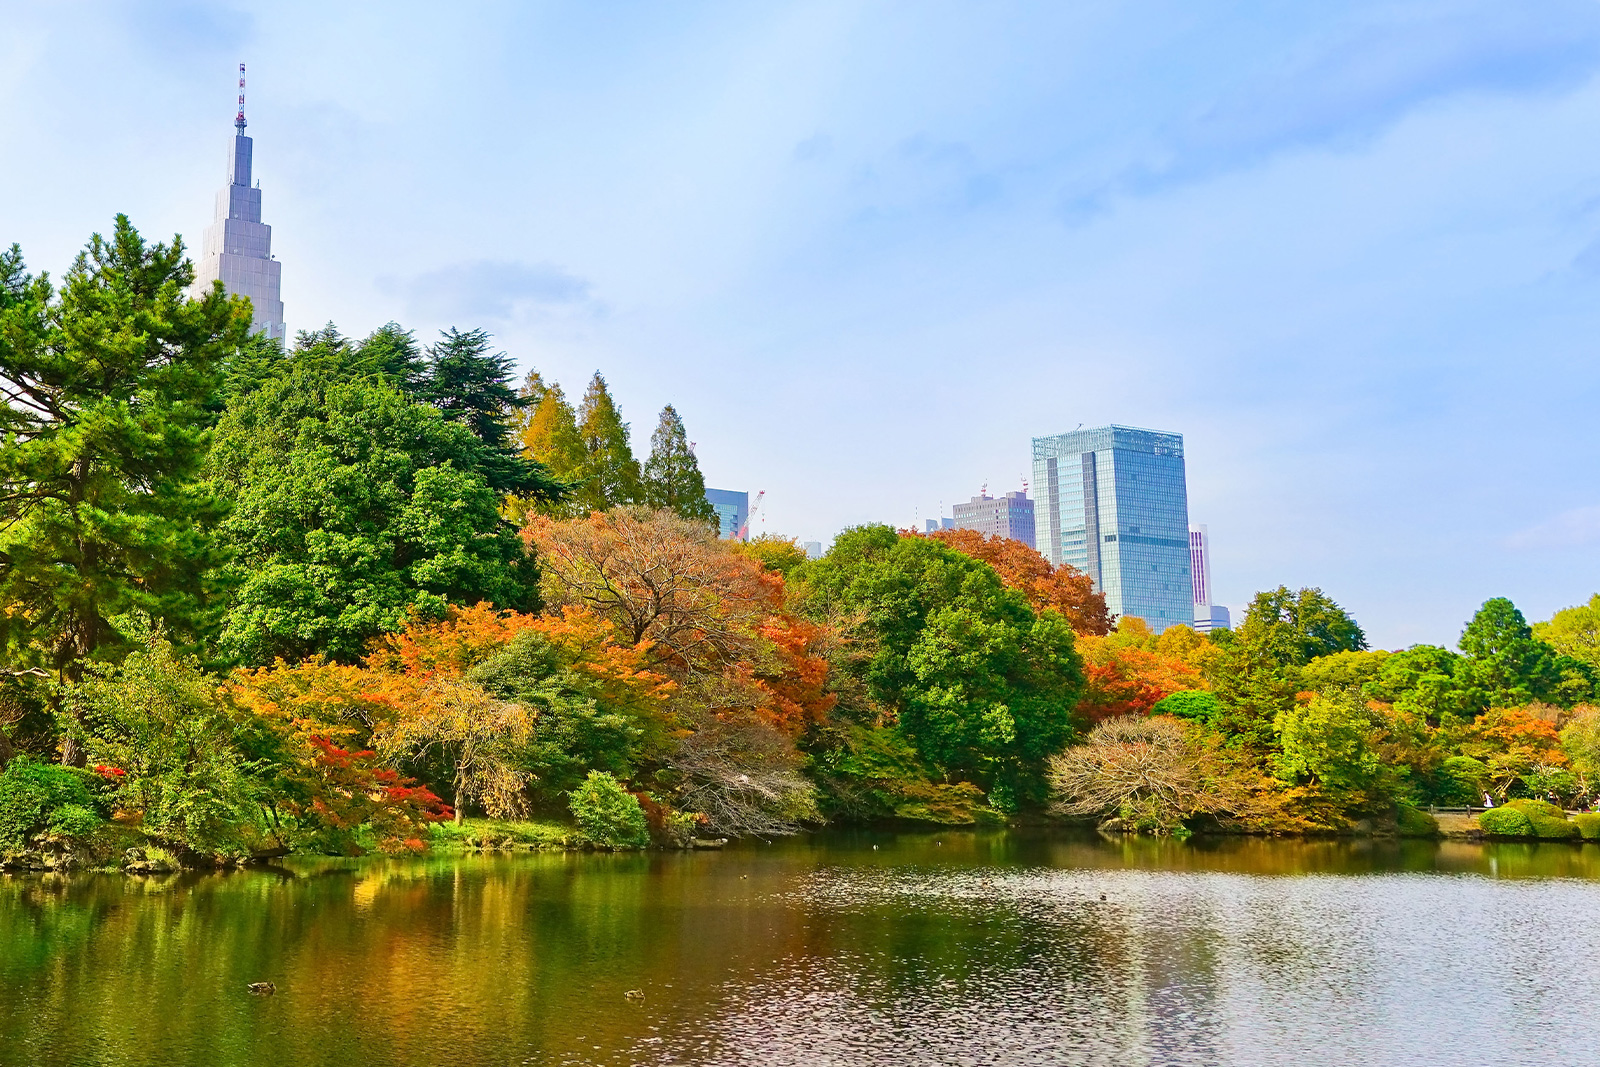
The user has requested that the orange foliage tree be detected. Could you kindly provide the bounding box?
[925,529,1113,636]
[525,508,832,834]
[1460,705,1570,798]
[229,602,676,824]
[1072,618,1209,723]
[525,508,834,735]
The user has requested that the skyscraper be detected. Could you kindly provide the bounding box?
[192,65,286,341]
[1189,524,1231,633]
[950,490,1036,548]
[1031,425,1192,632]
[704,488,748,540]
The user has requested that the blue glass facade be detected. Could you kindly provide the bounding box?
[1031,426,1192,632]
[704,488,748,540]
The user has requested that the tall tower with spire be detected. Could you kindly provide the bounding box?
[193,64,286,340]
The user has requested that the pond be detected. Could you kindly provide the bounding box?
[4,830,1600,1066]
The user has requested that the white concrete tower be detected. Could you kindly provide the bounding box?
[193,65,285,340]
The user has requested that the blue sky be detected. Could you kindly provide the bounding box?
[3,1,1599,648]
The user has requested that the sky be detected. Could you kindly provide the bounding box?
[3,0,1599,649]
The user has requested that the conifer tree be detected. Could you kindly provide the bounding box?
[576,372,642,511]
[356,321,425,390]
[0,217,249,759]
[416,328,558,499]
[512,375,588,519]
[641,405,716,525]
[417,327,525,449]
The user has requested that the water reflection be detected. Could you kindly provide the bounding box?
[3,832,1600,1066]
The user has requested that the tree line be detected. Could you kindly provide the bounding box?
[3,217,1597,867]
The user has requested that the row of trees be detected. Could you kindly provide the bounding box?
[4,217,1595,861]
[1046,584,1600,834]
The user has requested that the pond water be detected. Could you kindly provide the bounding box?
[4,830,1600,1066]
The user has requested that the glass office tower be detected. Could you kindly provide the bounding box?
[1031,425,1192,632]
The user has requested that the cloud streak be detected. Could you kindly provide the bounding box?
[385,260,594,323]
[1061,2,1600,219]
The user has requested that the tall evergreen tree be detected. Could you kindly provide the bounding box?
[0,217,249,758]
[577,372,642,511]
[641,405,716,525]
[356,321,425,390]
[417,327,525,449]
[414,328,560,500]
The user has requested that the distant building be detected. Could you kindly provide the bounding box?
[801,541,824,560]
[704,488,748,540]
[951,491,1036,548]
[923,518,954,533]
[1189,524,1230,632]
[192,65,286,341]
[1031,425,1192,633]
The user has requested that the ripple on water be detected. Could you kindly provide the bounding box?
[618,865,1600,1067]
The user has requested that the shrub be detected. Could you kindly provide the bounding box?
[1574,813,1600,841]
[1477,806,1533,836]
[1396,804,1439,838]
[568,771,649,848]
[1506,799,1579,840]
[1151,690,1225,727]
[0,758,106,851]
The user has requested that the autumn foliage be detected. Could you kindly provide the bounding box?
[924,528,1113,636]
[1073,618,1211,723]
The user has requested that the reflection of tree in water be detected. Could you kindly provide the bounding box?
[656,866,1235,1066]
[7,838,1600,1066]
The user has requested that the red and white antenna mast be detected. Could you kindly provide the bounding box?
[235,63,247,131]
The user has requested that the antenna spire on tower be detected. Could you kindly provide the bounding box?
[235,63,247,131]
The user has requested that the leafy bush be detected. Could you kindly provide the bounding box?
[1396,804,1439,837]
[69,639,270,856]
[1477,806,1532,836]
[1152,690,1225,727]
[1506,799,1579,840]
[1574,813,1600,841]
[568,771,649,848]
[0,758,106,850]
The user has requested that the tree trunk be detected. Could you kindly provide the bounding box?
[455,787,465,825]
[0,726,13,772]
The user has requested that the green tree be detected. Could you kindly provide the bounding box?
[800,525,1085,796]
[0,218,247,747]
[1241,586,1367,665]
[208,369,539,665]
[1457,597,1579,707]
[356,321,425,390]
[640,404,716,525]
[68,633,271,855]
[576,372,642,511]
[1535,594,1600,669]
[1272,688,1382,795]
[417,328,524,448]
[1150,689,1225,727]
[1364,644,1480,724]
[416,328,558,498]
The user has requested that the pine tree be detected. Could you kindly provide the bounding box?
[641,405,716,525]
[0,217,249,758]
[576,372,642,511]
